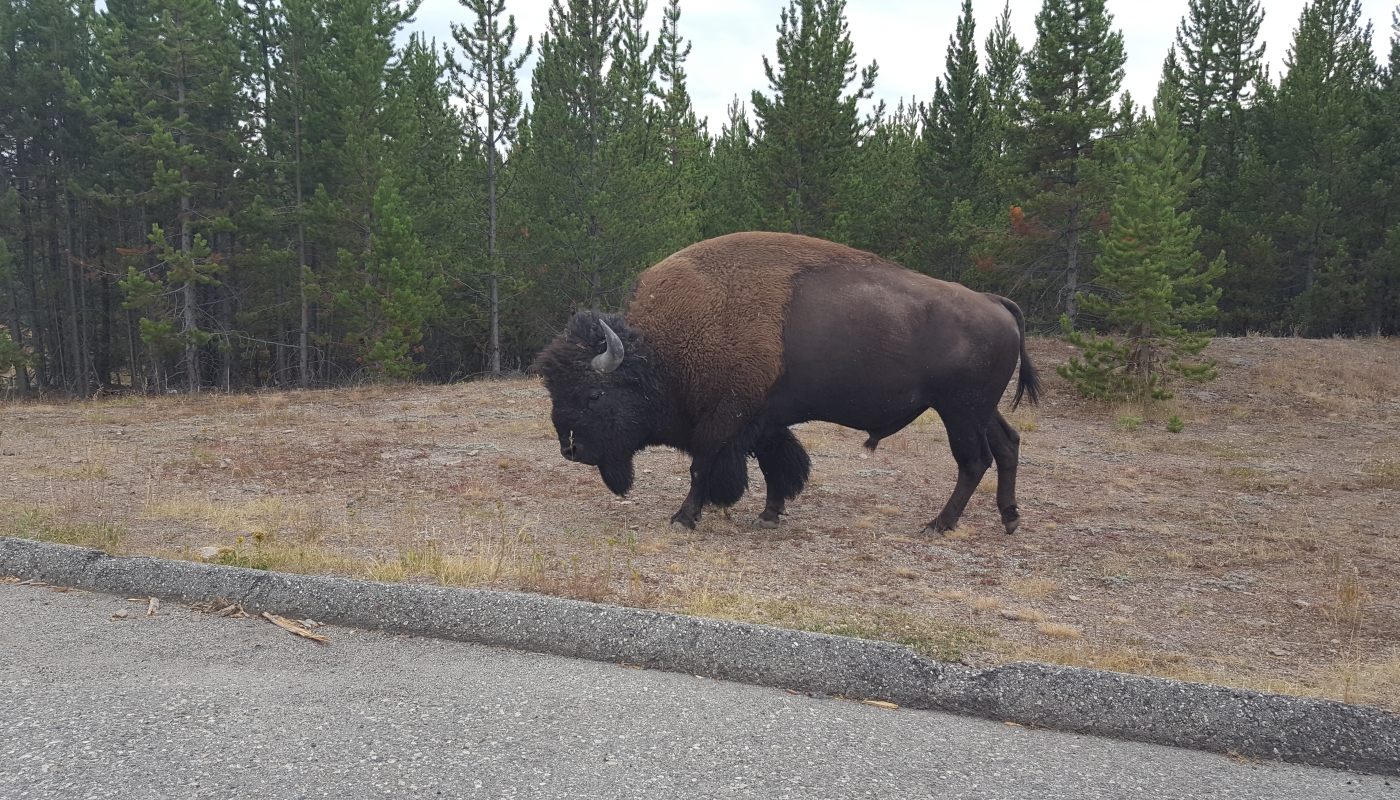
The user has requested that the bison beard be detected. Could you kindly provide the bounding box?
[598,453,635,498]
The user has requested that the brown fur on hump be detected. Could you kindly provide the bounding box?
[625,232,888,420]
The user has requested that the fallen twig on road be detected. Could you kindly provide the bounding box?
[262,611,330,643]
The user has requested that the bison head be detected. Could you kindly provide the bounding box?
[533,311,666,497]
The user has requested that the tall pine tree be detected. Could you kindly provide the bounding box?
[1255,0,1377,332]
[453,0,531,377]
[1021,0,1126,326]
[750,0,875,239]
[1059,94,1224,401]
[916,0,988,279]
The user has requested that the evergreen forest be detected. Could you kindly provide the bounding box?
[2,0,1399,395]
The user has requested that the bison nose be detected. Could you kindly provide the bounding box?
[561,442,578,461]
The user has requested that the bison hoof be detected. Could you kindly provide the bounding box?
[669,516,696,532]
[923,518,954,536]
[1003,517,1021,535]
[754,517,780,530]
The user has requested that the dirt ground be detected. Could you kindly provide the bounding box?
[2,335,1398,712]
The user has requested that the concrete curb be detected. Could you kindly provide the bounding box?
[3,536,1397,775]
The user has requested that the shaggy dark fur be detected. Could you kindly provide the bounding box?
[532,311,667,498]
[703,424,811,510]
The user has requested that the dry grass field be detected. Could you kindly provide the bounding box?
[3,335,1399,711]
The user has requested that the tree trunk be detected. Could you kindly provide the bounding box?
[294,59,310,390]
[78,218,94,392]
[1065,203,1080,326]
[488,127,500,378]
[6,269,27,397]
[178,78,199,393]
[64,193,84,396]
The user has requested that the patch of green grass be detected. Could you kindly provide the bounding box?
[1166,415,1185,434]
[1,507,123,553]
[1116,415,1144,432]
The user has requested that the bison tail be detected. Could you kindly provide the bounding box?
[996,296,1040,409]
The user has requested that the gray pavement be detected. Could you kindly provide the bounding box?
[0,584,1392,799]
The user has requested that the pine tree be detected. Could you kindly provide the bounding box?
[1059,95,1224,401]
[1257,0,1377,332]
[98,0,247,392]
[1159,0,1267,333]
[335,174,443,379]
[982,2,1025,192]
[653,0,707,245]
[1022,0,1127,326]
[916,0,988,278]
[264,0,323,388]
[518,0,672,311]
[702,97,761,237]
[923,0,985,199]
[843,100,920,261]
[750,0,876,238]
[1162,0,1265,135]
[8,0,104,394]
[655,0,705,169]
[454,0,531,377]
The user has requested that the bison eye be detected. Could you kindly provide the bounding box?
[588,390,601,401]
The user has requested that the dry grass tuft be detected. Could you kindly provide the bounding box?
[856,517,876,530]
[874,505,902,516]
[1010,577,1059,599]
[892,566,918,580]
[1322,653,1400,708]
[1038,622,1082,639]
[1010,607,1048,623]
[972,596,1004,613]
[1018,643,1400,710]
[32,461,111,481]
[1,506,123,552]
[669,589,993,663]
[1363,459,1400,489]
[1006,409,1038,432]
[1328,571,1369,636]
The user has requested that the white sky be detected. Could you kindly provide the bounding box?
[406,0,1400,129]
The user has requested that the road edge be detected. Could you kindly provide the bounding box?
[3,535,1396,775]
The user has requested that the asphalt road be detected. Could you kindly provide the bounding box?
[0,583,1392,799]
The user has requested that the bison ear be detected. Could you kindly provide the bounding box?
[591,321,625,373]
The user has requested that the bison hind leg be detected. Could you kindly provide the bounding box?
[754,428,811,528]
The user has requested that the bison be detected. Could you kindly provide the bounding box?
[533,232,1039,536]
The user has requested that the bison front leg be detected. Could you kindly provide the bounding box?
[986,411,1022,534]
[753,428,811,529]
[671,435,755,530]
[671,449,723,531]
[924,416,994,536]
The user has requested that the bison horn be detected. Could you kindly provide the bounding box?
[591,321,625,373]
